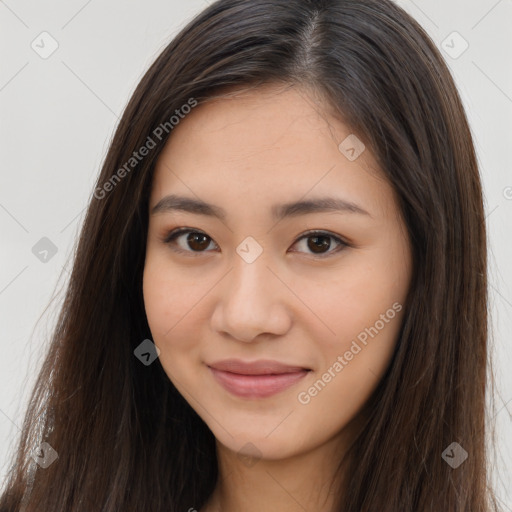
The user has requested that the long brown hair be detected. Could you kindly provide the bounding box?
[0,0,501,510]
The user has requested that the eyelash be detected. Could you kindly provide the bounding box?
[161,228,349,258]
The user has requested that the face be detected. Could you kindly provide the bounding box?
[143,84,412,462]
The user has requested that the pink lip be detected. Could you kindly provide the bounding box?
[207,359,310,399]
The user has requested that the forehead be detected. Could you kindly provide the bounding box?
[150,84,393,219]
[157,84,361,167]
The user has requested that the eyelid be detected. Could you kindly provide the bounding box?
[162,227,219,256]
[292,229,349,254]
[161,227,350,257]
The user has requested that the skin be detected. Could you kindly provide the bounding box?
[143,83,412,512]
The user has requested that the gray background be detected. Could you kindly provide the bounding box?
[1,0,511,507]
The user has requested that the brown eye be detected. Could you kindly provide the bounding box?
[163,228,348,258]
[185,232,211,251]
[291,231,347,257]
[306,234,331,254]
[164,228,217,254]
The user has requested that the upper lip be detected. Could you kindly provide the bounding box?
[208,359,310,375]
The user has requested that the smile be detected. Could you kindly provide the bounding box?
[208,367,310,399]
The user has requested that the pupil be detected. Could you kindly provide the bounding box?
[308,235,330,253]
[188,233,209,251]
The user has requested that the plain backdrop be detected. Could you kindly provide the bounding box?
[1,0,511,508]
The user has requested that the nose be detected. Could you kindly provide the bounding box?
[210,251,292,343]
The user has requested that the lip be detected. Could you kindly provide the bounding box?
[207,359,311,399]
[208,358,310,375]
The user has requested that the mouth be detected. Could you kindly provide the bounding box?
[207,359,311,399]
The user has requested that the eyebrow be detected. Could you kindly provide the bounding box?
[151,194,371,221]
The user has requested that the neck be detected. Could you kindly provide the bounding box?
[201,421,361,512]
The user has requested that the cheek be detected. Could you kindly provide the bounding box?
[340,240,409,341]
[311,265,407,358]
[296,305,404,441]
[142,257,198,348]
[142,264,175,339]
[315,297,404,394]
[142,255,213,380]
[303,248,408,416]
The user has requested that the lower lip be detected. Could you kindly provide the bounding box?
[208,367,309,399]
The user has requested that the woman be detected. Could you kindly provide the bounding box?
[0,0,502,510]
